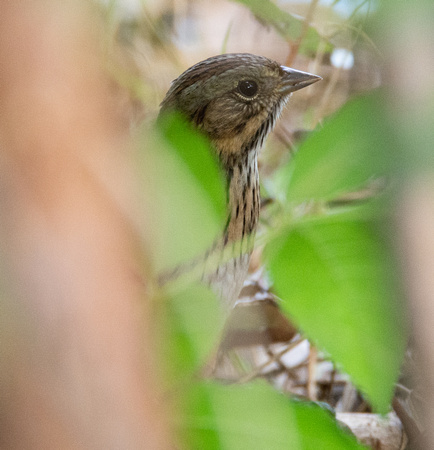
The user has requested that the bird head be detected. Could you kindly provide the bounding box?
[160,53,321,167]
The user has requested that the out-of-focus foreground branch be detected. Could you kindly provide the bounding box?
[382,4,434,449]
[0,2,169,448]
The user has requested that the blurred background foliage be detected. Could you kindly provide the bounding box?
[99,0,430,447]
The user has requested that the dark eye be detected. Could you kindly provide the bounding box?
[238,80,258,97]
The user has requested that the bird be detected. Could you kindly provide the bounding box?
[160,53,321,310]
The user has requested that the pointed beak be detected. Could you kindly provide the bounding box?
[279,66,322,95]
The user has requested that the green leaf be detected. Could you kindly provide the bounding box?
[139,113,226,273]
[159,112,226,218]
[278,93,391,204]
[177,382,366,449]
[265,210,406,412]
[232,0,331,55]
[157,283,224,387]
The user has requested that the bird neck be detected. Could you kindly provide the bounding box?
[213,109,281,248]
[208,102,284,250]
[221,148,260,246]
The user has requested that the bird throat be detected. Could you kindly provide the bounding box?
[217,104,282,247]
[224,149,259,246]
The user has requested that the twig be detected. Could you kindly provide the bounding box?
[236,338,302,384]
[286,0,319,66]
[307,346,318,400]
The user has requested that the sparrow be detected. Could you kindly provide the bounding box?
[160,53,321,309]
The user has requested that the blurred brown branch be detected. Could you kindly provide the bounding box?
[0,2,169,448]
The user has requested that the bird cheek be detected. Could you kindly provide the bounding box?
[202,100,239,139]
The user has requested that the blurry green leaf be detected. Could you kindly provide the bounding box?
[158,283,224,387]
[265,210,406,412]
[159,112,226,217]
[278,93,391,204]
[177,382,366,449]
[139,113,226,273]
[232,0,331,55]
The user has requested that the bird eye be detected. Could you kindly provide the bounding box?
[238,80,258,98]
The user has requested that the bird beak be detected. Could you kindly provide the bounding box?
[280,66,322,95]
